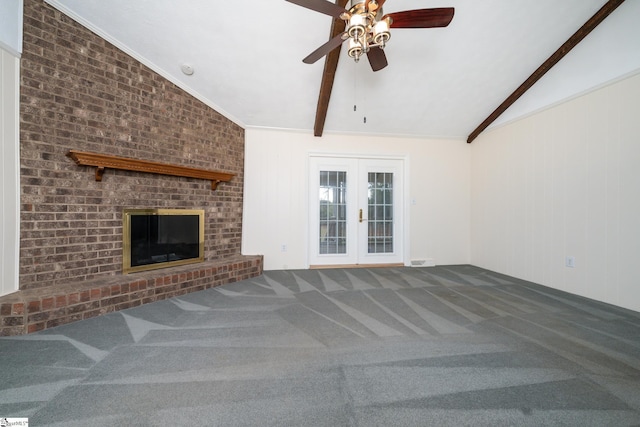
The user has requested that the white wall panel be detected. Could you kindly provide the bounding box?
[0,0,23,56]
[471,72,640,312]
[0,47,20,296]
[243,129,470,271]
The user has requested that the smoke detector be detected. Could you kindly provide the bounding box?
[181,64,194,76]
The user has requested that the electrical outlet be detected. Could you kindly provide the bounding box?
[281,244,287,252]
[565,256,575,268]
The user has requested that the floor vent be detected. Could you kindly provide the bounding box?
[410,259,435,267]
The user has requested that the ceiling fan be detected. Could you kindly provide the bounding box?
[286,0,455,72]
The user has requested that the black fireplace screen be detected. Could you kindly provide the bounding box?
[123,209,204,273]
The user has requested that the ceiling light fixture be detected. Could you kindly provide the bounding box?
[339,0,391,63]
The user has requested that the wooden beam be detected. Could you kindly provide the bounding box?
[314,0,349,137]
[466,0,625,144]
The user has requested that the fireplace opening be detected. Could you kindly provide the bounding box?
[123,209,204,274]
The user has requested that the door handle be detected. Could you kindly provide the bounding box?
[359,208,367,223]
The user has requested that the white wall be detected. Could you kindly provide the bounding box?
[0,46,21,297]
[471,72,640,312]
[242,129,470,270]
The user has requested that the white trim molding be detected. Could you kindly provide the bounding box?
[0,47,21,296]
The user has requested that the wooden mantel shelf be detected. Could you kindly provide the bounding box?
[67,150,234,191]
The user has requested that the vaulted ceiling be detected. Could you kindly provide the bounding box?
[44,0,640,140]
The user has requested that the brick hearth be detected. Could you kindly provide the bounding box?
[1,256,262,335]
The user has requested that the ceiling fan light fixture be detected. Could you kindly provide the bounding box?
[348,13,367,39]
[372,18,390,47]
[344,1,389,63]
[347,38,363,62]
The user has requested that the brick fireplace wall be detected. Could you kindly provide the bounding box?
[0,0,262,335]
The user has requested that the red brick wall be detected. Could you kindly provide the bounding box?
[19,0,246,290]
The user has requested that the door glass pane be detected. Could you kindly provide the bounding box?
[367,172,393,254]
[319,171,347,254]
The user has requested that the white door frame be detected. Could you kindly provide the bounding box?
[307,152,410,268]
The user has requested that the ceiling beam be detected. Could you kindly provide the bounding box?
[314,0,349,137]
[466,0,625,144]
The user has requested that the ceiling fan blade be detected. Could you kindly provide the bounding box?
[303,32,347,64]
[367,47,388,72]
[285,0,347,18]
[386,8,455,29]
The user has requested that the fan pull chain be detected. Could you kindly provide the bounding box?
[353,61,365,123]
[353,61,357,113]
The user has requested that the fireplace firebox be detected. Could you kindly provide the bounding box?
[123,209,204,274]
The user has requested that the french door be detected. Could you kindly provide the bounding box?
[309,156,404,266]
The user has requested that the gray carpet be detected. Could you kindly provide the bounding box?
[1,265,639,426]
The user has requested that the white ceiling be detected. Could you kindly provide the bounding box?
[45,0,640,140]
